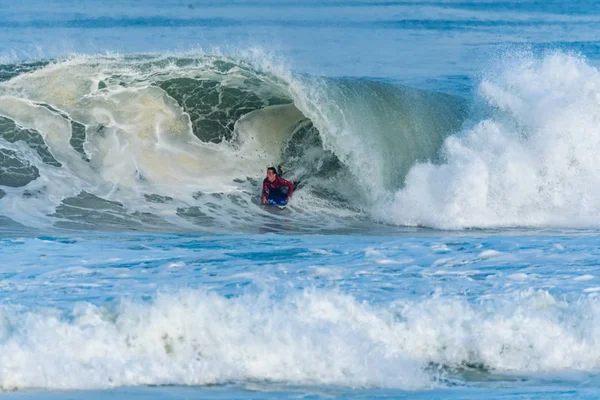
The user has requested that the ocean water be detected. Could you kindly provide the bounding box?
[2,1,600,398]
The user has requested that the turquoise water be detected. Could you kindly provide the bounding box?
[2,1,600,398]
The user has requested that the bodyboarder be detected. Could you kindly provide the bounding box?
[261,166,295,206]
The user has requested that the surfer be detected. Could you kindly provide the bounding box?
[261,166,295,206]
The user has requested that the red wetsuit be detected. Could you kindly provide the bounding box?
[262,175,294,202]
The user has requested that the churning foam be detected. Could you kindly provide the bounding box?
[380,52,600,229]
[2,288,600,391]
[0,290,429,391]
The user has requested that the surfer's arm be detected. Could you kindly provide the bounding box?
[261,180,268,204]
[283,178,294,201]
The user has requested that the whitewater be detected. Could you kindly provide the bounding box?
[2,0,600,399]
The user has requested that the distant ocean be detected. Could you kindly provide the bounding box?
[2,1,600,399]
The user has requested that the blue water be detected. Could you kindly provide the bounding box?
[2,1,600,398]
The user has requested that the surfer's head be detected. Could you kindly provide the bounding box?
[266,167,277,182]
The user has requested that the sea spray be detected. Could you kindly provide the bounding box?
[380,52,600,229]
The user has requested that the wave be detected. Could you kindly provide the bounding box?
[0,51,465,232]
[1,288,599,391]
[379,51,600,229]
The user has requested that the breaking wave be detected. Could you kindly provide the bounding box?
[1,289,599,391]
[0,51,465,233]
[380,51,600,230]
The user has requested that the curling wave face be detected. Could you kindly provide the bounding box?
[0,52,466,233]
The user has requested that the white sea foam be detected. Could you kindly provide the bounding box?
[479,250,502,258]
[380,52,600,229]
[0,290,429,391]
[1,289,600,391]
[376,259,401,265]
[431,243,451,252]
[507,273,528,281]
